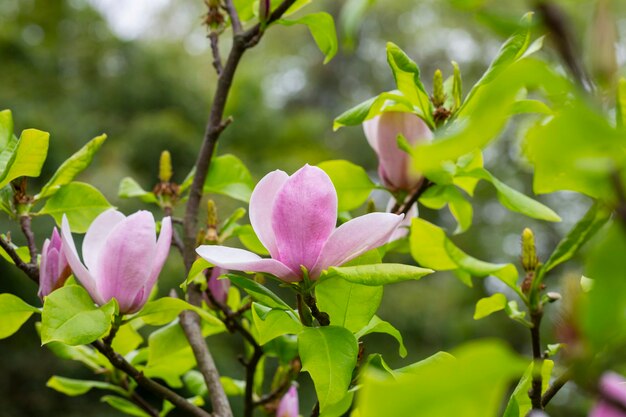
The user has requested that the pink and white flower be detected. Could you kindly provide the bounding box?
[196,165,403,282]
[38,228,71,299]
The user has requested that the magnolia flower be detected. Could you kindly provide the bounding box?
[204,267,230,307]
[386,197,418,242]
[38,228,71,300]
[196,165,403,282]
[61,209,172,314]
[590,373,626,417]
[363,111,433,192]
[276,385,299,417]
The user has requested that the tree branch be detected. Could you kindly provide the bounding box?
[209,32,223,75]
[92,340,212,417]
[528,311,544,411]
[224,0,243,35]
[392,180,433,216]
[0,234,39,284]
[19,215,38,262]
[180,287,233,417]
[541,368,572,407]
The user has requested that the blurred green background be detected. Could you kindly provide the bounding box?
[0,0,624,415]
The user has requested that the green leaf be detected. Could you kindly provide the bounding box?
[451,61,462,111]
[458,168,560,222]
[410,218,520,291]
[541,202,610,275]
[355,316,407,358]
[509,99,552,115]
[182,258,210,288]
[333,91,415,130]
[386,42,433,127]
[0,109,14,151]
[461,13,533,112]
[251,303,302,345]
[101,395,151,417]
[316,276,382,332]
[0,293,39,339]
[36,134,107,200]
[111,322,143,356]
[277,13,338,64]
[41,285,116,346]
[235,225,270,256]
[204,154,254,202]
[130,297,225,330]
[502,360,554,417]
[323,263,433,286]
[44,341,107,371]
[393,351,455,376]
[227,274,291,310]
[474,293,507,320]
[617,78,626,127]
[299,326,359,412]
[356,340,526,417]
[47,376,126,397]
[0,128,50,188]
[38,182,113,233]
[118,177,158,204]
[318,160,375,211]
[145,322,195,387]
[420,185,474,233]
[339,0,375,49]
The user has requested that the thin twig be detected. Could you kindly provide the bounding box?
[92,340,212,417]
[542,368,572,407]
[120,376,161,417]
[180,287,233,417]
[0,235,39,283]
[304,293,330,326]
[19,215,38,261]
[392,180,433,216]
[209,32,223,74]
[529,311,544,410]
[224,0,243,35]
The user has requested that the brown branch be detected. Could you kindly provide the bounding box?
[541,369,572,407]
[209,32,223,75]
[224,0,243,35]
[528,311,544,411]
[182,0,298,270]
[392,180,433,216]
[304,293,330,326]
[19,215,38,262]
[0,234,39,283]
[120,376,161,417]
[92,340,211,417]
[180,287,233,417]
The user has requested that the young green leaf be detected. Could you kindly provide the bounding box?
[101,395,151,417]
[226,274,291,310]
[355,316,407,358]
[502,360,554,417]
[318,160,375,211]
[277,13,338,64]
[144,322,196,388]
[0,293,39,339]
[37,182,113,233]
[323,263,433,286]
[130,297,225,330]
[474,293,507,320]
[0,128,50,188]
[36,134,107,200]
[204,154,254,202]
[316,277,383,332]
[41,285,116,346]
[0,110,14,151]
[118,177,158,203]
[299,326,359,412]
[250,303,302,345]
[617,78,626,127]
[47,376,126,397]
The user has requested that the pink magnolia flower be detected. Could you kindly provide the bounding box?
[590,373,626,417]
[196,165,403,282]
[276,385,299,417]
[61,209,172,314]
[38,228,71,300]
[363,111,433,192]
[204,267,230,307]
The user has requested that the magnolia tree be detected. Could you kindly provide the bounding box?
[1,1,626,417]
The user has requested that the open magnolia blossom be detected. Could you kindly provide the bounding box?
[196,164,404,282]
[363,111,433,192]
[38,228,71,300]
[590,373,626,417]
[61,209,172,314]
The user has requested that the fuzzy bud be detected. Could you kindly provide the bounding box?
[521,228,539,272]
[432,69,445,107]
[159,150,173,183]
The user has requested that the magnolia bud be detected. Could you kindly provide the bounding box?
[521,228,539,272]
[432,69,445,107]
[276,385,299,417]
[38,228,71,300]
[159,150,173,183]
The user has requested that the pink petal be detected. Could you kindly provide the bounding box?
[249,170,289,259]
[272,165,337,273]
[196,245,299,282]
[135,216,172,310]
[96,211,156,313]
[368,112,432,191]
[38,238,53,299]
[311,212,404,277]
[61,215,103,304]
[82,209,126,272]
[386,197,418,241]
[363,117,381,154]
[276,385,299,417]
[591,373,626,417]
